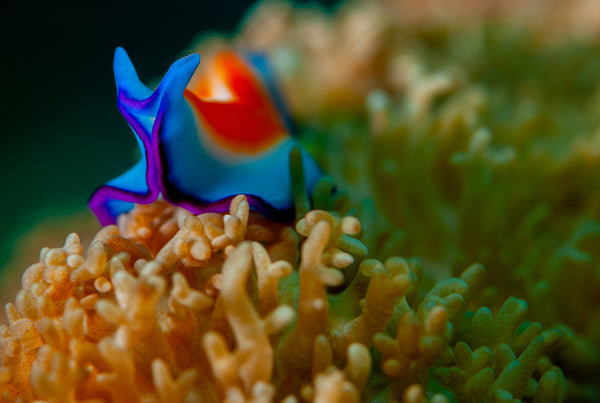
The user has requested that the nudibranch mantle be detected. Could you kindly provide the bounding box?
[89,47,322,225]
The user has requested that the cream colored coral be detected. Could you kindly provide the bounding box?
[0,196,382,402]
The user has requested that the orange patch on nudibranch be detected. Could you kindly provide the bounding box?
[184,51,287,154]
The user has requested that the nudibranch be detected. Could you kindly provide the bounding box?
[89,47,322,225]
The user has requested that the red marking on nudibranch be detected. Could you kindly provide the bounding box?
[184,51,287,154]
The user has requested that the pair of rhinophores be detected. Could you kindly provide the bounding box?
[89,47,323,225]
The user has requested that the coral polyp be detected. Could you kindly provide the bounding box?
[0,195,568,402]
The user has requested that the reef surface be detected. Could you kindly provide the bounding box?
[2,0,600,401]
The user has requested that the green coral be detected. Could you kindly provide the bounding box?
[280,4,600,401]
[436,298,568,402]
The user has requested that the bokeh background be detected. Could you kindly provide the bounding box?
[0,0,336,275]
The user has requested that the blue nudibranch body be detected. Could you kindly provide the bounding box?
[89,47,322,225]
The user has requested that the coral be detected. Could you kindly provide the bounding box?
[436,298,568,402]
[3,0,600,401]
[230,0,600,400]
[0,195,580,402]
[0,197,457,402]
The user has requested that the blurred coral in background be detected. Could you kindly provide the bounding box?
[2,0,600,401]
